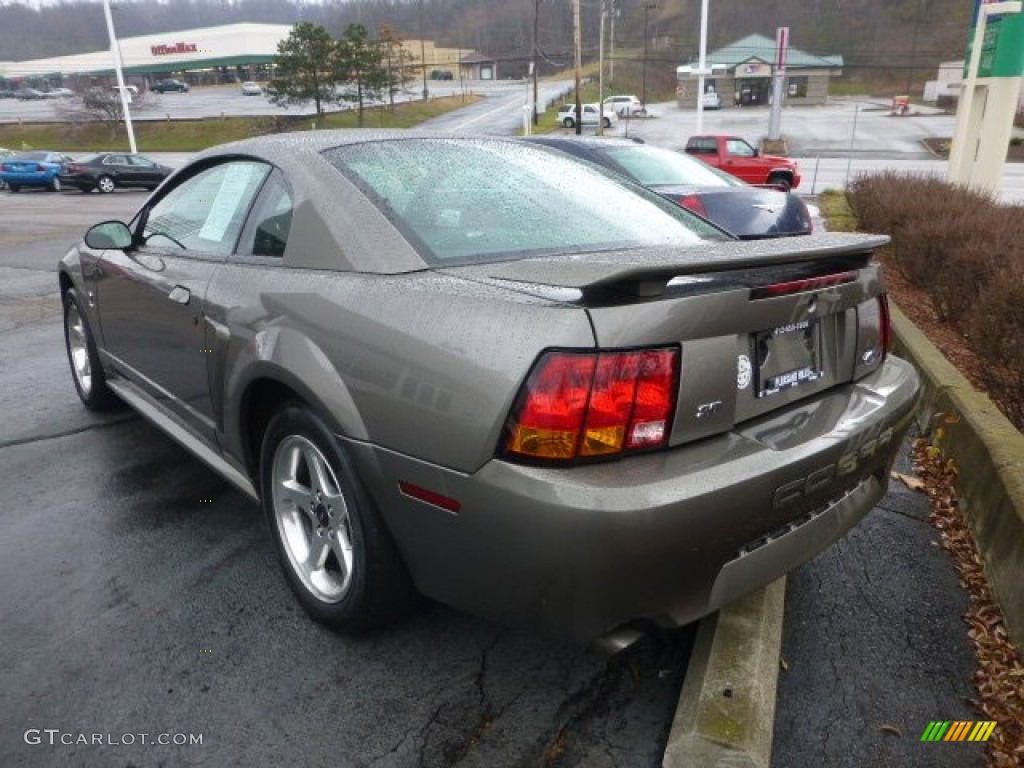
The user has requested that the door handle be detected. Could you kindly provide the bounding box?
[168,285,191,305]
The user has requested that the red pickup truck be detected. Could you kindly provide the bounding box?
[684,135,801,191]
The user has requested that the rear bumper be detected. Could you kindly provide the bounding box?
[347,356,920,642]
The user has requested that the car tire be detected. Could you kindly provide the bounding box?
[562,117,575,128]
[63,289,119,411]
[768,173,792,192]
[96,175,116,194]
[260,404,415,630]
[602,117,612,128]
[9,185,20,193]
[49,176,61,192]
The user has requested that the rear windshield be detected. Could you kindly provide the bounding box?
[603,145,743,189]
[323,139,727,266]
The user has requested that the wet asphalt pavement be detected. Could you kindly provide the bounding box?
[0,192,693,767]
[772,438,984,767]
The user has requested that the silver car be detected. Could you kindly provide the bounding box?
[59,131,920,644]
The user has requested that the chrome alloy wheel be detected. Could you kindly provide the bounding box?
[66,301,92,396]
[97,176,115,194]
[271,434,354,603]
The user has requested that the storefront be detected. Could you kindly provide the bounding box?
[677,34,843,109]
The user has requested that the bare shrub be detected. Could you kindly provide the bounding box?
[968,266,1024,429]
[846,173,999,322]
[847,173,1024,431]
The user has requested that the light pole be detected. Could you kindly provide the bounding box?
[695,0,708,133]
[102,0,136,153]
[641,3,656,110]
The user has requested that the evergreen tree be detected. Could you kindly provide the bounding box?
[269,22,338,118]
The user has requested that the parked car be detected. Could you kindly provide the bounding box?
[685,134,801,190]
[0,89,17,99]
[59,131,919,644]
[241,81,262,96]
[15,87,45,100]
[524,137,812,239]
[557,103,617,129]
[0,147,11,190]
[603,94,645,117]
[701,91,722,110]
[58,153,174,193]
[152,78,189,93]
[45,87,75,98]
[1,150,72,192]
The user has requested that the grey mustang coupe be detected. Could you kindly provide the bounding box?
[59,131,920,645]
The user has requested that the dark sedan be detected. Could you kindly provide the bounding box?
[59,153,173,193]
[151,78,189,93]
[1,150,71,192]
[526,136,813,239]
[59,131,919,645]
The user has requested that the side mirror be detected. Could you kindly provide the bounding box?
[84,220,133,251]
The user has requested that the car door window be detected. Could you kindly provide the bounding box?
[142,160,269,255]
[128,156,154,167]
[237,170,293,259]
[726,139,755,157]
[105,155,126,165]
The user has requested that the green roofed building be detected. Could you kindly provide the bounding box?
[676,34,843,109]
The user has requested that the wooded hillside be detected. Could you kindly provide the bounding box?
[1,0,972,88]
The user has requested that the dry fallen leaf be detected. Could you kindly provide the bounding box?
[891,471,926,491]
[880,724,902,737]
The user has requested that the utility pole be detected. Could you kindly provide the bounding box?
[609,0,617,82]
[532,0,540,124]
[598,2,606,135]
[419,0,428,100]
[573,0,582,135]
[642,4,656,111]
[695,0,708,133]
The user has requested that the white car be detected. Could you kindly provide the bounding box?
[557,103,618,129]
[603,94,645,117]
[702,91,722,110]
[241,81,262,96]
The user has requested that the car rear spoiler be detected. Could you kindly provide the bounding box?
[444,233,889,298]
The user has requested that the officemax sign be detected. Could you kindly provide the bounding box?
[151,42,198,56]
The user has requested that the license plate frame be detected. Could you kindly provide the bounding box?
[755,320,823,398]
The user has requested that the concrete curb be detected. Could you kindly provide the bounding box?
[890,303,1024,647]
[662,578,785,768]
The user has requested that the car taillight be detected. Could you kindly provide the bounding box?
[36,164,46,172]
[504,347,679,462]
[879,294,891,361]
[677,194,708,218]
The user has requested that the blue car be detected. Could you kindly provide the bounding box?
[1,150,72,192]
